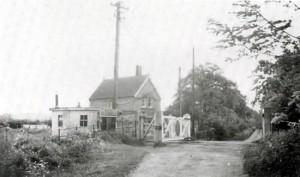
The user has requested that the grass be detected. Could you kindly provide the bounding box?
[56,143,149,177]
[0,128,149,177]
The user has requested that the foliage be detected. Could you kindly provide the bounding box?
[244,128,300,177]
[208,0,300,110]
[98,131,144,145]
[0,114,52,129]
[0,129,95,177]
[231,127,256,140]
[165,63,261,140]
[208,0,299,59]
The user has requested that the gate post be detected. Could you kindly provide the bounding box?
[136,111,141,140]
[154,111,162,146]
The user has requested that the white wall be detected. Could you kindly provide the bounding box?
[51,110,98,136]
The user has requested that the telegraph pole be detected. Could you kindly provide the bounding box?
[111,1,127,109]
[191,47,195,138]
[179,67,182,117]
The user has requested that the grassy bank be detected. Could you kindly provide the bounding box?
[0,128,149,177]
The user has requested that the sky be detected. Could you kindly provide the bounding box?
[1,0,295,119]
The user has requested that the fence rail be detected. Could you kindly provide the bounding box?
[57,121,137,141]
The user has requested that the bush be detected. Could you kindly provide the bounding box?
[244,128,300,177]
[63,137,92,163]
[231,127,256,141]
[211,121,227,140]
[97,132,143,145]
[0,151,26,177]
[0,130,97,177]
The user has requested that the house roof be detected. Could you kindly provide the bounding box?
[89,75,149,100]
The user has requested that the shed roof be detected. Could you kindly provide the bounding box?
[49,107,100,111]
[89,75,149,100]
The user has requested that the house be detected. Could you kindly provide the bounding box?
[89,66,162,140]
[50,66,162,141]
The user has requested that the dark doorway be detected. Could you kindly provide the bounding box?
[101,117,116,131]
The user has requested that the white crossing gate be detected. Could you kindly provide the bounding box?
[162,114,191,141]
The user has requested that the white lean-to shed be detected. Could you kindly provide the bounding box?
[50,107,99,136]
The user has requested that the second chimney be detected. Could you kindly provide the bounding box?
[55,94,59,108]
[136,65,142,76]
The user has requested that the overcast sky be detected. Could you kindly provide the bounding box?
[2,0,296,118]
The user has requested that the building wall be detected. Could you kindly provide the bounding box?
[136,79,160,100]
[90,97,136,111]
[135,79,161,111]
[51,110,98,136]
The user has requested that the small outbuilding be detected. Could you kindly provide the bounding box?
[50,107,99,136]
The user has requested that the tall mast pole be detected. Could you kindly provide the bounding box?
[191,47,195,137]
[111,2,127,109]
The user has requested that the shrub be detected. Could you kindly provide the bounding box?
[0,129,99,177]
[0,151,26,177]
[211,121,227,140]
[231,127,256,141]
[244,128,300,177]
[63,139,92,163]
[97,132,143,145]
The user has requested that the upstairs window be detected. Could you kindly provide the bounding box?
[141,98,154,108]
[141,98,146,108]
[108,101,113,109]
[80,115,88,127]
[148,98,153,108]
[58,115,63,127]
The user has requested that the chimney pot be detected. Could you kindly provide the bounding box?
[55,95,59,108]
[136,65,142,76]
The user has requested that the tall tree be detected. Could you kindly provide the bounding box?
[164,63,260,139]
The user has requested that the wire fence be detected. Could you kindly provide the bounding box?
[57,120,138,141]
[0,119,138,143]
[22,124,51,129]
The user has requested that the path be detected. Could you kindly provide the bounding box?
[128,141,249,177]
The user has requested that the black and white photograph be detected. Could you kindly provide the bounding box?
[0,0,299,176]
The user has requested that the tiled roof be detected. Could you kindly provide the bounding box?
[89,75,148,100]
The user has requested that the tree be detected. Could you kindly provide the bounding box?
[208,0,300,125]
[164,63,260,139]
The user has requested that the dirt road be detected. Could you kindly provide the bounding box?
[128,141,249,177]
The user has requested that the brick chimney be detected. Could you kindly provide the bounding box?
[136,65,142,76]
[55,94,59,108]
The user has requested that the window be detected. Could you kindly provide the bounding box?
[58,115,63,127]
[141,98,146,108]
[148,98,153,108]
[108,101,113,109]
[80,115,88,127]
